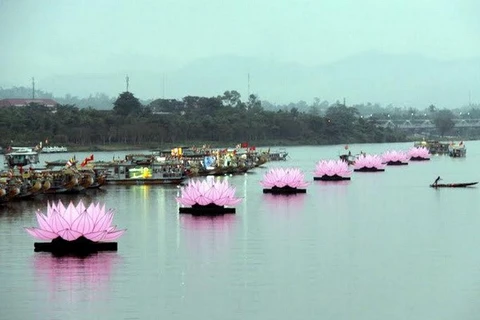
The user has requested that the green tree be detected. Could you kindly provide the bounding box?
[433,109,455,137]
[113,91,142,116]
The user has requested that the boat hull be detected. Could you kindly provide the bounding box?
[105,178,185,185]
[430,182,478,188]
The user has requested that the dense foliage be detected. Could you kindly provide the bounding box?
[0,90,405,148]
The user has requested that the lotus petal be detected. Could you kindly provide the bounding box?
[51,213,70,233]
[83,230,107,242]
[71,210,94,235]
[35,212,54,232]
[57,229,83,241]
[25,227,58,240]
[103,229,127,241]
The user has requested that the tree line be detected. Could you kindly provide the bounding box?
[0,90,406,149]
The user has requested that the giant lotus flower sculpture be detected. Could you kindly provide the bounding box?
[25,200,126,247]
[261,167,309,193]
[314,160,352,180]
[408,147,431,161]
[353,154,386,172]
[381,150,410,165]
[177,179,242,215]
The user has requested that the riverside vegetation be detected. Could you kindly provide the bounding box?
[0,88,473,150]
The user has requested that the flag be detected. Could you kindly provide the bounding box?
[65,156,77,167]
[80,154,94,167]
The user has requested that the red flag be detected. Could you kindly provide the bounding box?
[80,154,94,167]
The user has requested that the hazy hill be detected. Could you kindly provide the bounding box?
[5,52,480,108]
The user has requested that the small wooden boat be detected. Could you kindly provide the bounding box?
[430,182,478,188]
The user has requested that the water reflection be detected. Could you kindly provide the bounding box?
[32,252,121,295]
[262,193,306,214]
[314,179,350,194]
[180,214,237,231]
[179,215,237,257]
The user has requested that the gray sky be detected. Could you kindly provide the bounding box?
[1,0,479,103]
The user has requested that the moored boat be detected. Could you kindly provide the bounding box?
[96,158,186,185]
[448,142,466,158]
[414,140,450,155]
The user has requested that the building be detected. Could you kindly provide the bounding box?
[0,98,59,108]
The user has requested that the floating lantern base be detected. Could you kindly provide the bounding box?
[410,157,430,161]
[353,167,385,172]
[179,204,236,216]
[263,186,307,194]
[386,161,408,166]
[34,236,117,255]
[314,175,351,181]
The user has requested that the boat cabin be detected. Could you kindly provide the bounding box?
[4,149,42,169]
[448,144,466,158]
[100,162,186,185]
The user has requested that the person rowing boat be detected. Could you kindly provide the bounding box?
[433,176,441,187]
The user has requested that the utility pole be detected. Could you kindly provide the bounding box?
[247,73,250,97]
[32,77,35,99]
[343,97,346,106]
[126,75,130,92]
[162,74,166,99]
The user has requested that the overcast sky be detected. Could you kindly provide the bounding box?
[0,0,479,101]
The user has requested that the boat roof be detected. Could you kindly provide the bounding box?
[6,150,38,155]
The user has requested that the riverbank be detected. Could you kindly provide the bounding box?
[64,139,333,152]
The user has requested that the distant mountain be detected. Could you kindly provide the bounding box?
[7,52,480,108]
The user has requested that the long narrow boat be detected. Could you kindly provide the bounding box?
[430,182,478,188]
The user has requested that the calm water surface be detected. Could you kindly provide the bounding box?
[2,142,480,320]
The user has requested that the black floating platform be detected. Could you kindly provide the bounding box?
[179,204,236,215]
[34,236,117,255]
[410,157,430,161]
[386,161,408,166]
[353,167,385,172]
[263,187,307,194]
[314,175,351,181]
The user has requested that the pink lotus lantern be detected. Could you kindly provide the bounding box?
[381,150,410,165]
[353,154,386,172]
[260,167,309,194]
[25,200,125,254]
[408,147,431,161]
[176,179,242,215]
[314,160,352,181]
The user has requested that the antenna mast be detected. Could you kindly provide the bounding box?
[125,75,130,92]
[32,77,35,99]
